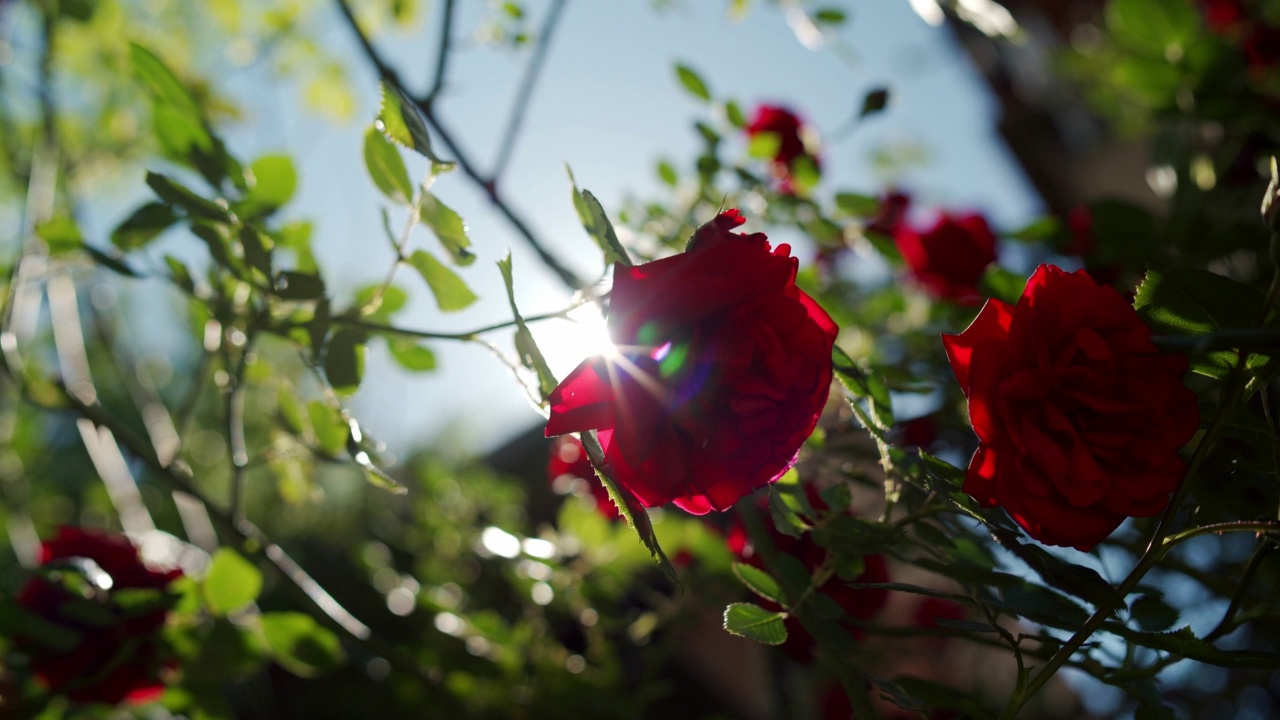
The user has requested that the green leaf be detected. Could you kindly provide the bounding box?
[203,548,262,616]
[724,100,746,128]
[768,487,810,538]
[35,215,83,253]
[418,190,474,265]
[307,399,347,456]
[892,678,992,720]
[835,192,880,218]
[979,266,1026,305]
[1106,625,1280,669]
[377,82,455,169]
[746,132,781,159]
[674,62,711,102]
[239,225,273,278]
[814,8,847,25]
[1106,0,1198,58]
[498,253,557,400]
[1134,267,1267,378]
[354,284,407,320]
[111,202,179,251]
[146,171,228,221]
[260,611,345,678]
[242,154,297,215]
[656,160,678,187]
[999,584,1090,631]
[130,42,201,117]
[860,87,890,119]
[408,249,477,312]
[1006,216,1061,242]
[274,271,325,300]
[83,244,141,277]
[1130,593,1180,632]
[731,563,784,604]
[164,255,195,293]
[996,540,1125,610]
[363,125,414,204]
[130,42,212,159]
[722,602,787,645]
[324,328,366,394]
[388,337,437,371]
[811,514,906,556]
[567,166,630,267]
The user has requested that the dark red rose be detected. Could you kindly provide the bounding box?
[913,597,967,650]
[1244,24,1280,69]
[15,527,182,705]
[1197,0,1243,33]
[942,265,1199,550]
[867,190,912,237]
[548,435,620,520]
[745,104,820,193]
[546,210,837,515]
[895,212,997,304]
[895,414,938,449]
[733,490,889,663]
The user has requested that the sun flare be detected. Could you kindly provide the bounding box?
[531,302,619,380]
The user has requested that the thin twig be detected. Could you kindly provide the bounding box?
[332,0,587,292]
[332,299,589,341]
[425,0,456,103]
[491,0,569,180]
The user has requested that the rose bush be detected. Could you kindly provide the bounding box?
[545,210,837,514]
[732,493,890,662]
[745,104,819,193]
[14,527,182,706]
[895,211,998,304]
[943,264,1199,550]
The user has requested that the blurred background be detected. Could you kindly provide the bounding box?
[3,0,1279,717]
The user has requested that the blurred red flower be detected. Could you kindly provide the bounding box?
[745,104,820,193]
[14,527,181,706]
[895,212,998,304]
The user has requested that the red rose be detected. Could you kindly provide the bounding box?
[548,435,620,520]
[942,265,1199,550]
[1197,0,1242,33]
[867,190,912,237]
[745,104,820,193]
[895,212,997,304]
[546,210,837,514]
[14,527,181,705]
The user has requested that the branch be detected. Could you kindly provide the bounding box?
[425,0,456,103]
[16,377,440,685]
[331,300,588,341]
[491,0,569,180]
[333,0,588,292]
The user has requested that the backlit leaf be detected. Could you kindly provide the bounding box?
[723,603,787,645]
[408,249,477,312]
